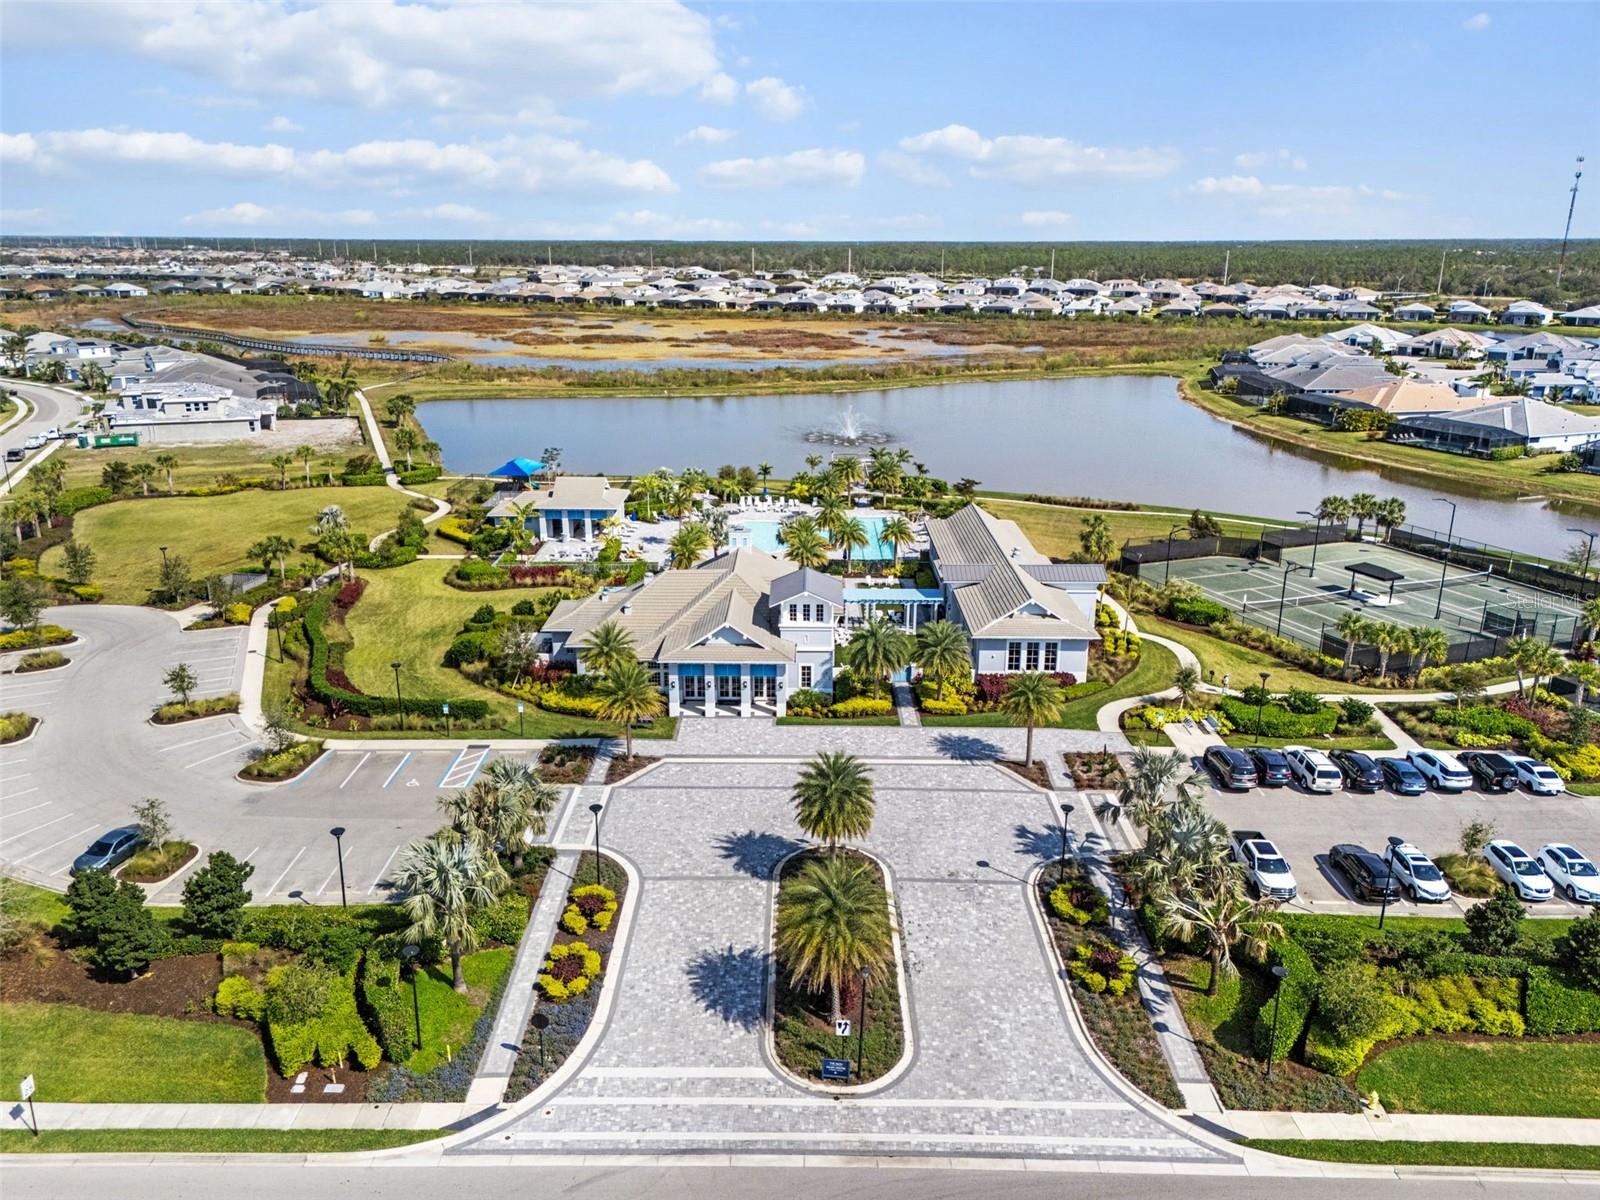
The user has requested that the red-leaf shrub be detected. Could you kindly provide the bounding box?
[974,671,1077,703]
[335,578,366,608]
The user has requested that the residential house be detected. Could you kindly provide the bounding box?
[1389,397,1600,456]
[1561,305,1600,327]
[1501,300,1555,327]
[1446,300,1494,324]
[1393,302,1437,322]
[486,475,627,543]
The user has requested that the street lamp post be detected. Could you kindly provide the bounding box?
[1276,563,1305,638]
[1432,498,1458,619]
[1378,835,1405,930]
[1296,509,1321,576]
[1254,672,1270,747]
[391,661,403,729]
[531,1011,549,1072]
[159,545,169,568]
[588,802,603,887]
[402,944,422,1049]
[517,701,526,738]
[1162,523,1183,585]
[855,964,871,1079]
[1568,527,1599,582]
[1058,802,1074,884]
[329,826,348,909]
[1265,964,1290,1078]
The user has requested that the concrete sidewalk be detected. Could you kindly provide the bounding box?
[1211,1109,1600,1146]
[3,1102,467,1132]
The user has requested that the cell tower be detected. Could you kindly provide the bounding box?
[1556,154,1585,290]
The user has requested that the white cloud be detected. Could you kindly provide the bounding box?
[1187,175,1419,221]
[3,0,726,117]
[898,123,1180,183]
[746,76,807,121]
[699,71,739,105]
[1233,148,1307,171]
[677,125,735,145]
[266,115,303,133]
[877,150,949,187]
[1018,210,1074,230]
[1462,12,1491,31]
[181,201,376,228]
[401,202,493,224]
[701,148,864,189]
[5,127,675,193]
[610,209,740,237]
[0,207,55,229]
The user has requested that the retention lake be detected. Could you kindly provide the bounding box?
[419,375,1579,558]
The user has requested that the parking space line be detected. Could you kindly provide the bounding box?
[266,847,306,894]
[338,752,373,789]
[158,728,242,753]
[368,844,401,890]
[1,772,33,780]
[0,811,70,844]
[283,751,334,788]
[186,741,251,769]
[1,799,50,819]
[436,746,468,788]
[14,823,100,864]
[1,786,39,801]
[317,844,352,894]
[381,752,412,789]
[241,845,261,865]
[438,743,490,791]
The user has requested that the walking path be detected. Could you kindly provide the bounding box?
[891,681,921,726]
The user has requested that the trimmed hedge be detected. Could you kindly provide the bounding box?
[265,963,382,1075]
[397,465,442,485]
[358,950,416,1064]
[1167,595,1230,626]
[829,696,894,718]
[1220,695,1338,737]
[1305,974,1525,1076]
[1525,965,1600,1035]
[1254,938,1318,1064]
[435,516,474,545]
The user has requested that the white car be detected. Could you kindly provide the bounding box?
[1506,756,1564,796]
[1231,829,1298,901]
[1284,745,1342,793]
[1537,844,1600,904]
[22,434,44,450]
[1483,839,1554,902]
[1387,841,1452,903]
[1407,749,1474,792]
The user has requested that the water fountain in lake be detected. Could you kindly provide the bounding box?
[803,404,893,446]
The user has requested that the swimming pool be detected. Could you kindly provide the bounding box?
[733,516,898,560]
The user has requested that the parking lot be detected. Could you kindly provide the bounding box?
[1196,768,1598,917]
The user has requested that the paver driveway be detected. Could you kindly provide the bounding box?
[462,759,1230,1163]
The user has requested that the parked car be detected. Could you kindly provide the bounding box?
[1328,843,1404,904]
[22,434,44,450]
[1378,756,1429,795]
[1506,755,1564,796]
[1329,749,1385,792]
[1458,751,1521,793]
[1536,844,1600,904]
[1483,839,1553,901]
[1231,829,1298,900]
[69,826,145,876]
[1284,745,1342,793]
[1387,841,1452,903]
[1406,749,1474,792]
[4,447,22,463]
[1203,745,1258,791]
[1246,746,1292,788]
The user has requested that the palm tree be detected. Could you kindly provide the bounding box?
[778,516,829,570]
[1372,622,1411,681]
[320,359,357,412]
[595,660,665,760]
[865,451,902,499]
[441,774,537,869]
[1079,513,1117,563]
[154,453,180,494]
[1173,665,1202,707]
[578,619,637,675]
[1348,492,1379,539]
[1115,745,1204,833]
[131,461,157,497]
[792,751,875,854]
[270,453,293,489]
[1316,495,1351,532]
[1516,639,1564,697]
[842,616,913,694]
[392,832,505,992]
[422,440,442,468]
[394,426,419,470]
[667,521,712,568]
[1161,875,1284,996]
[1569,660,1600,708]
[1334,612,1371,670]
[833,455,865,491]
[805,453,824,472]
[757,461,774,492]
[664,482,697,521]
[1375,497,1407,542]
[1505,636,1548,697]
[914,620,971,694]
[1408,626,1448,681]
[833,516,870,574]
[295,444,316,486]
[815,495,847,540]
[879,515,915,566]
[386,393,417,426]
[314,504,348,534]
[251,534,296,583]
[774,854,894,1025]
[703,507,731,555]
[478,756,557,868]
[1000,672,1064,767]
[1582,597,1600,645]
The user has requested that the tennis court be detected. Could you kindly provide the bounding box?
[1162,538,1582,661]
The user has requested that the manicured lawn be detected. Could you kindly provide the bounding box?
[39,487,407,604]
[0,1002,267,1103]
[1224,733,1394,751]
[921,641,1178,730]
[56,432,364,492]
[0,1128,444,1154]
[1136,612,1387,695]
[1242,1139,1600,1171]
[404,948,512,1074]
[1357,1040,1600,1118]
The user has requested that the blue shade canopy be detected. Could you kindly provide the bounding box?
[488,457,545,478]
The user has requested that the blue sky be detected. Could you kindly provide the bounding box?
[0,1,1593,241]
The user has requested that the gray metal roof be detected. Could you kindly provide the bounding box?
[769,567,844,606]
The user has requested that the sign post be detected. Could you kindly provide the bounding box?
[834,1018,851,1038]
[819,1058,850,1082]
[20,1075,37,1138]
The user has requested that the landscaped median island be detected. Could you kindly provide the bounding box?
[0,710,38,744]
[7,649,68,674]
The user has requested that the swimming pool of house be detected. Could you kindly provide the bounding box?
[731,516,899,560]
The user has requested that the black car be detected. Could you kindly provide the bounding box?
[1458,751,1520,793]
[1247,747,1292,788]
[1203,745,1259,790]
[1330,749,1385,792]
[69,826,145,876]
[1329,843,1403,904]
[1378,756,1429,796]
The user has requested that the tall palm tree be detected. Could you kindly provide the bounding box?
[1316,495,1351,531]
[1079,513,1117,563]
[594,659,664,760]
[578,619,637,675]
[251,534,296,583]
[1408,626,1448,681]
[815,495,847,539]
[1334,612,1371,670]
[1173,665,1202,707]
[1582,597,1600,645]
[999,672,1064,767]
[154,453,180,494]
[392,832,505,992]
[1348,492,1379,539]
[702,508,731,555]
[879,515,915,566]
[131,461,157,497]
[664,481,697,521]
[805,453,824,472]
[865,451,902,499]
[833,516,870,574]
[1513,639,1564,697]
[270,453,293,489]
[833,455,865,491]
[667,521,712,568]
[842,616,913,693]
[386,393,417,426]
[479,756,558,867]
[757,461,773,492]
[774,854,894,1025]
[792,751,875,854]
[422,440,442,468]
[295,444,316,486]
[914,620,971,693]
[1372,622,1411,681]
[1115,745,1204,833]
[779,516,829,569]
[1159,873,1284,996]
[394,426,419,470]
[1375,497,1407,542]
[1504,635,1543,697]
[441,776,533,869]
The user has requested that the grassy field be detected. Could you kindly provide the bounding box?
[981,497,1292,558]
[54,427,365,492]
[1242,1139,1600,1171]
[1357,1040,1600,1118]
[0,1002,267,1103]
[40,487,410,604]
[0,1128,445,1154]
[921,640,1178,730]
[1135,612,1388,695]
[404,948,511,1073]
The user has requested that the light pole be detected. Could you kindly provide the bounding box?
[855,964,871,1079]
[1276,563,1306,638]
[1264,964,1290,1078]
[588,802,603,887]
[531,1011,549,1072]
[159,544,169,568]
[1378,835,1404,930]
[517,701,526,738]
[1058,802,1074,884]
[1254,672,1270,747]
[1162,523,1183,585]
[402,944,422,1049]
[1297,509,1321,576]
[329,826,348,908]
[391,661,403,728]
[1568,527,1599,581]
[1432,497,1457,618]
[442,701,450,737]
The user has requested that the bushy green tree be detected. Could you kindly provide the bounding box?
[1555,909,1600,990]
[1464,887,1525,957]
[92,884,164,979]
[181,851,256,938]
[62,540,96,586]
[63,868,120,945]
[1315,962,1389,1042]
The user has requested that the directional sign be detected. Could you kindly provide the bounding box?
[834,1018,851,1038]
[820,1058,850,1081]
[20,1075,34,1100]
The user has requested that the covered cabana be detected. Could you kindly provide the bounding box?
[487,457,545,488]
[1345,561,1406,604]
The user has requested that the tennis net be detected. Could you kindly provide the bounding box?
[1239,568,1494,612]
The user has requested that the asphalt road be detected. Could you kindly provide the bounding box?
[0,378,89,492]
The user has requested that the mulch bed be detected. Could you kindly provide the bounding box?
[265,1062,372,1104]
[537,744,597,785]
[996,758,1051,788]
[1062,750,1126,790]
[0,944,223,1019]
[604,754,657,785]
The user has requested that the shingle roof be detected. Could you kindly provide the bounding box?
[924,505,1096,641]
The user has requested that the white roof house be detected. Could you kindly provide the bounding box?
[1561,305,1600,327]
[1501,300,1554,327]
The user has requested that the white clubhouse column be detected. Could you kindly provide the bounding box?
[740,665,752,717]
